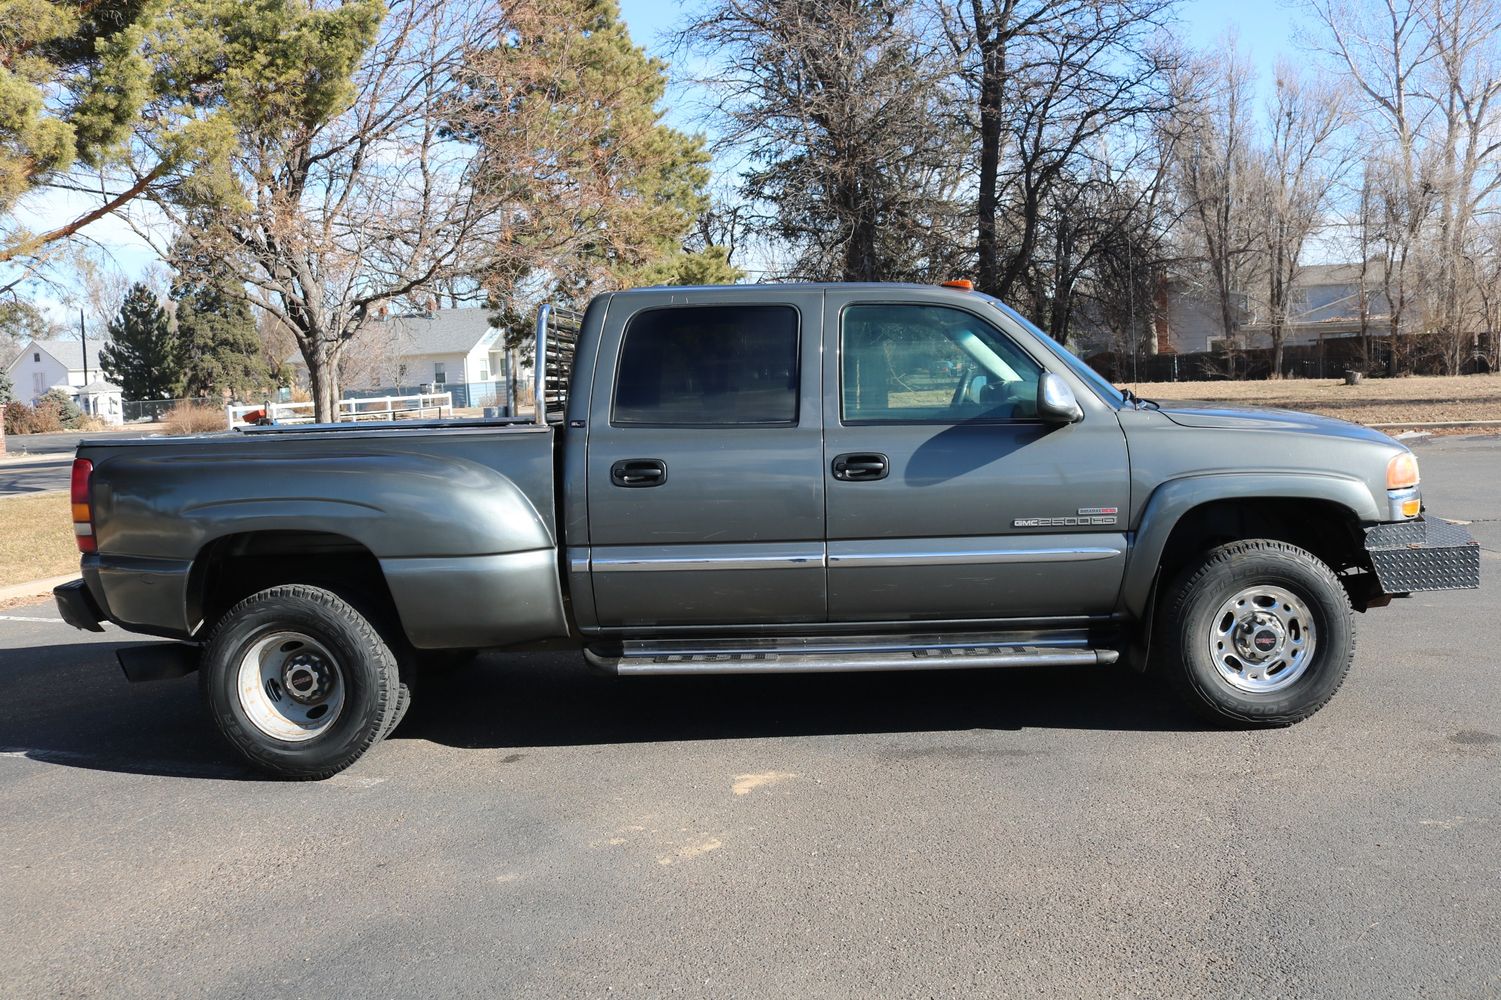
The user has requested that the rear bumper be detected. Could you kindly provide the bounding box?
[53,579,105,632]
[1364,516,1481,594]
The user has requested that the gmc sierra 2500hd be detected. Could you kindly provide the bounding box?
[54,282,1480,778]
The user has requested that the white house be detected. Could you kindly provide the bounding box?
[288,306,511,408]
[5,338,124,424]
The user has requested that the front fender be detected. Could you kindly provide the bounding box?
[1120,473,1381,618]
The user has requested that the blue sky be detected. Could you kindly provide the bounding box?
[20,0,1313,324]
[619,0,1310,117]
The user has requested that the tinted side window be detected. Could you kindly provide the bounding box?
[841,304,1044,423]
[613,305,799,426]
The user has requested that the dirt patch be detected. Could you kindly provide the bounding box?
[1127,374,1501,428]
[0,493,78,587]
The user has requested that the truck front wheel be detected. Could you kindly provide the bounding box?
[1158,539,1355,727]
[200,585,400,779]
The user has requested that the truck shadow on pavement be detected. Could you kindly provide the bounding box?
[0,641,1200,781]
[400,650,1201,749]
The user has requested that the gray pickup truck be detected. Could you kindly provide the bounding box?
[55,282,1480,778]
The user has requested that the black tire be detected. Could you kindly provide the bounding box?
[1158,539,1355,727]
[382,680,412,739]
[200,585,399,779]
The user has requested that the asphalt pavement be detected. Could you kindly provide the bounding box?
[2,429,159,456]
[1,429,163,496]
[0,457,69,496]
[1,435,1498,998]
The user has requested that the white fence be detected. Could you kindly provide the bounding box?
[226,392,453,429]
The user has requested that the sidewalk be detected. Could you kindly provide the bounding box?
[0,573,75,608]
[0,451,69,466]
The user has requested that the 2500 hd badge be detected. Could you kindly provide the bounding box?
[1014,507,1120,527]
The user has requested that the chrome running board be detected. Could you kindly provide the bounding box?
[584,630,1120,676]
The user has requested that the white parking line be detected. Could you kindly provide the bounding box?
[0,614,65,623]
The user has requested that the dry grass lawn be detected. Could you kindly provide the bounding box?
[1128,373,1501,427]
[0,492,78,587]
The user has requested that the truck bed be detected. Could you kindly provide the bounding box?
[76,421,568,649]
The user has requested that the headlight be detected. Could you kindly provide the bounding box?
[1386,453,1421,519]
[1387,452,1420,490]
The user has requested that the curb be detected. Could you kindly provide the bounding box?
[0,452,70,466]
[0,573,77,606]
[1367,420,1501,430]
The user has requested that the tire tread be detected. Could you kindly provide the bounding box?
[1159,538,1355,728]
[200,584,399,780]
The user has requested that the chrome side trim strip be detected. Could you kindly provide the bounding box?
[592,550,826,573]
[828,547,1122,568]
[566,547,591,576]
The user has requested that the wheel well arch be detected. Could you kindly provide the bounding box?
[1123,496,1373,673]
[188,530,406,644]
[1153,497,1368,597]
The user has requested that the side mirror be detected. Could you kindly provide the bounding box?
[1037,372,1083,424]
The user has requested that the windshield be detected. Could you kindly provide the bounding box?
[980,297,1126,408]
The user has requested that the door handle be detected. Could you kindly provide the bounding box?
[832,453,889,481]
[611,459,668,488]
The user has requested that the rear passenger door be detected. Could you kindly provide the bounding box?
[585,291,825,627]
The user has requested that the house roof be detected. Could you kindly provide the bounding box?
[8,338,109,374]
[77,380,122,393]
[387,308,504,355]
[1297,260,1387,286]
[287,307,504,365]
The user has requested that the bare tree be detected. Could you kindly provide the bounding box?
[940,0,1176,304]
[1303,0,1501,374]
[1165,40,1263,354]
[1256,67,1352,376]
[680,0,969,282]
[132,0,500,421]
[1421,0,1501,372]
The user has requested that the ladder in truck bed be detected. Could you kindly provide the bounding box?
[533,304,582,425]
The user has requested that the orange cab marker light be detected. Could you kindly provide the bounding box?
[941,279,974,291]
[71,458,96,553]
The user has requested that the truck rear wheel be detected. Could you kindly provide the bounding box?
[200,585,400,779]
[1158,539,1354,727]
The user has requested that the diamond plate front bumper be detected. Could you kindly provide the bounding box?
[1364,517,1481,594]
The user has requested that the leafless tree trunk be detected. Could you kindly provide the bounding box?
[1165,41,1262,355]
[941,0,1175,302]
[1257,67,1351,377]
[133,0,501,422]
[680,0,969,283]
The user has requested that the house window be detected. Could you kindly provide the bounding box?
[478,365,489,381]
[433,362,446,385]
[34,352,40,362]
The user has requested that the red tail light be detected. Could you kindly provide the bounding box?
[71,458,96,553]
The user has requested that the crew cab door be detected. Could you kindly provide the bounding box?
[585,290,825,627]
[822,290,1130,622]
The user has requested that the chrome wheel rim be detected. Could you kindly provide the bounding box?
[1207,585,1317,694]
[236,631,345,742]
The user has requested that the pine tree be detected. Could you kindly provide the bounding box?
[462,0,726,302]
[172,261,269,401]
[100,284,178,400]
